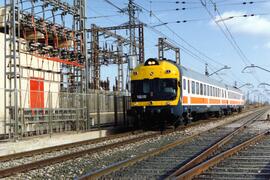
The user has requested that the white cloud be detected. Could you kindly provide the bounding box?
[264,42,270,49]
[212,11,270,37]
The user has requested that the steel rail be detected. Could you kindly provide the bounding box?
[175,130,270,180]
[0,121,215,178]
[0,108,262,178]
[77,109,266,180]
[78,133,200,180]
[0,112,236,163]
[168,109,266,178]
[0,132,163,178]
[0,130,143,162]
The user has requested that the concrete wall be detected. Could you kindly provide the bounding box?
[0,32,61,134]
[0,29,129,136]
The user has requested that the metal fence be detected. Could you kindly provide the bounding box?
[0,88,130,139]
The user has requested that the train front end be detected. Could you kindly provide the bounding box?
[130,58,181,129]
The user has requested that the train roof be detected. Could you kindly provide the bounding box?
[179,65,242,94]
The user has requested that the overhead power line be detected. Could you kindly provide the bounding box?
[150,1,270,12]
[202,0,261,84]
[103,0,125,13]
[135,2,227,67]
[151,12,270,27]
[103,0,244,84]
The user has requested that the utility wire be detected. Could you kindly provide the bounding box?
[140,7,240,85]
[151,1,270,12]
[102,0,226,70]
[104,0,244,84]
[103,0,125,13]
[151,12,270,27]
[147,0,247,85]
[201,1,250,65]
[204,0,261,84]
[135,2,227,68]
[86,14,121,19]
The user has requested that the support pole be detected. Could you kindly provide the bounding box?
[158,37,180,65]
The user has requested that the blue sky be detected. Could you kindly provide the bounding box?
[1,0,270,101]
[87,0,270,101]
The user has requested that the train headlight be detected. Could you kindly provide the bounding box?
[166,102,171,105]
[148,61,156,65]
[144,58,159,66]
[133,72,138,76]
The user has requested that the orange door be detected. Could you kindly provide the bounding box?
[30,78,44,109]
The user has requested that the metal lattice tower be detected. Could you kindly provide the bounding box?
[72,0,89,125]
[3,0,89,138]
[158,38,180,65]
[128,0,136,57]
[117,41,124,92]
[91,24,100,90]
[127,0,142,70]
[4,0,22,139]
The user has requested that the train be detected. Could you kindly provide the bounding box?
[130,58,244,129]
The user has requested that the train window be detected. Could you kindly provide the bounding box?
[183,79,186,90]
[143,81,150,93]
[210,86,212,96]
[207,85,209,96]
[200,83,203,95]
[131,79,177,102]
[196,82,199,94]
[188,80,190,93]
[204,84,206,95]
[192,81,195,94]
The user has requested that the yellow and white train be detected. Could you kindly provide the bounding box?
[130,58,244,128]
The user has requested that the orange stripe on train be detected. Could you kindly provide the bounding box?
[190,97,208,104]
[182,96,242,105]
[183,96,188,104]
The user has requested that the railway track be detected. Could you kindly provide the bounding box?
[1,107,265,178]
[0,113,233,178]
[0,112,231,165]
[177,131,270,180]
[198,136,270,180]
[78,108,268,180]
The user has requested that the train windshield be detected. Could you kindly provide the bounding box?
[131,78,177,101]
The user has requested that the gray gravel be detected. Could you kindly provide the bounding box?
[101,109,268,179]
[0,131,156,170]
[8,109,267,179]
